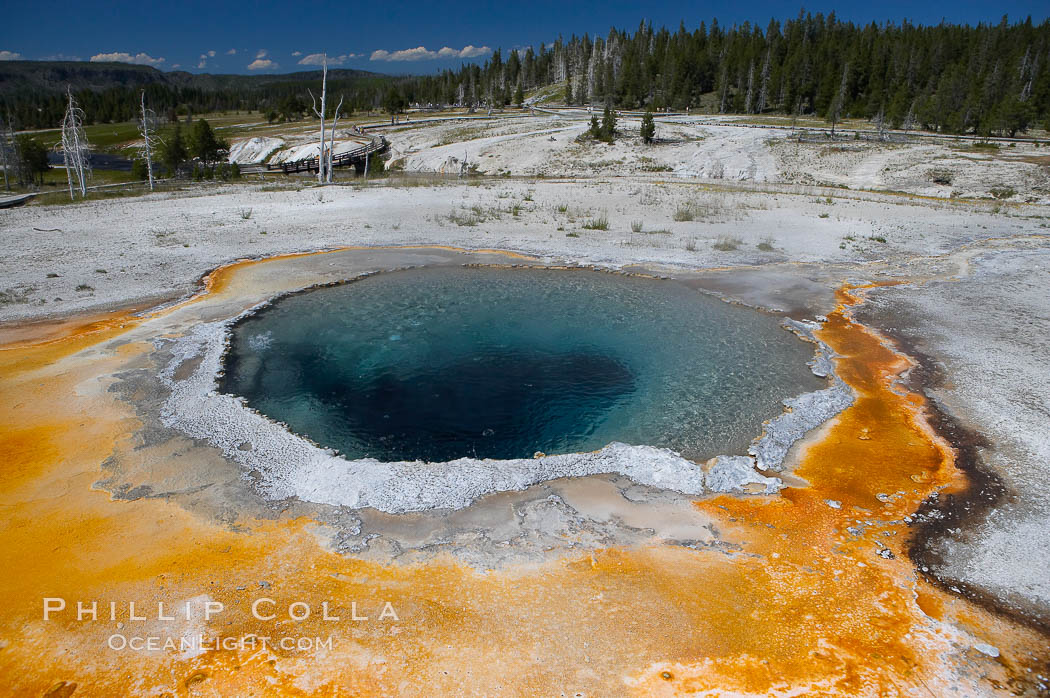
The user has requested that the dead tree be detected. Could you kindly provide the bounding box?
[0,114,14,191]
[902,100,917,137]
[744,60,755,114]
[308,54,329,183]
[326,93,344,183]
[873,107,888,141]
[61,88,91,199]
[756,50,771,114]
[138,90,157,190]
[827,63,849,137]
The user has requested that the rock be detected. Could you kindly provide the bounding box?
[707,455,782,495]
[974,642,1000,658]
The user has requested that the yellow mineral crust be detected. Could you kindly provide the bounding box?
[0,261,1045,696]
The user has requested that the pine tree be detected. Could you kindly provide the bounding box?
[189,118,228,165]
[640,109,656,144]
[16,135,49,186]
[382,87,406,114]
[131,158,150,182]
[514,83,524,107]
[600,104,617,142]
[160,122,188,176]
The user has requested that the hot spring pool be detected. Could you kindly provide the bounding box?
[220,267,822,462]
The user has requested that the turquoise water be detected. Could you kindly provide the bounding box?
[221,267,822,462]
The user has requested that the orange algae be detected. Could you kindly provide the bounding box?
[0,262,1045,695]
[630,285,1044,695]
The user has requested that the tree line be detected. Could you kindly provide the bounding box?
[410,12,1050,136]
[0,72,396,129]
[2,13,1048,137]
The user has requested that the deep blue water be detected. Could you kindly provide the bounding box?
[221,267,821,462]
[47,152,134,171]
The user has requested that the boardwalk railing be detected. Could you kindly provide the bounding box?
[263,135,388,175]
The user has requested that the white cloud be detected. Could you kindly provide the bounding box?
[297,53,360,66]
[291,50,302,57]
[247,58,277,71]
[198,49,218,69]
[0,50,22,61]
[370,45,491,62]
[226,48,237,55]
[90,51,165,66]
[457,45,491,58]
[255,49,268,59]
[42,53,83,61]
[172,64,181,69]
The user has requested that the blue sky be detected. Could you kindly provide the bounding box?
[1,1,1047,74]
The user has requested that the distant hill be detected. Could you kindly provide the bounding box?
[0,61,399,128]
[0,60,384,95]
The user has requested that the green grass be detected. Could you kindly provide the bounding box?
[33,167,137,189]
[29,110,273,155]
[446,210,480,226]
[673,203,696,221]
[525,81,568,105]
[713,236,741,251]
[582,214,609,230]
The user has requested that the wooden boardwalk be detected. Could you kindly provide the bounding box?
[244,135,388,175]
[0,193,34,209]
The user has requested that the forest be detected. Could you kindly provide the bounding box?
[2,12,1048,137]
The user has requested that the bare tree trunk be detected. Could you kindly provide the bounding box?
[718,63,730,114]
[829,63,849,137]
[139,91,156,190]
[309,55,328,184]
[62,112,75,200]
[62,88,91,199]
[326,94,344,183]
[903,100,916,137]
[756,50,771,114]
[0,115,12,191]
[7,124,23,187]
[874,107,887,141]
[744,60,755,114]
